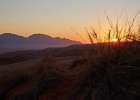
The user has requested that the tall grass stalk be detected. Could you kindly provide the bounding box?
[68,11,140,100]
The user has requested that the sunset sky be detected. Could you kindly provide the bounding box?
[0,0,140,42]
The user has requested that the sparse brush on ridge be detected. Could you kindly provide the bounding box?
[33,55,58,73]
[68,11,140,100]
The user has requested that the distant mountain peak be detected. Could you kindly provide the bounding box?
[1,33,14,35]
[0,33,25,39]
[29,33,52,38]
[1,33,22,36]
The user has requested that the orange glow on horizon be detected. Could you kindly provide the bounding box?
[0,0,140,44]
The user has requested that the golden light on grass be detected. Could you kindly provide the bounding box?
[112,38,118,42]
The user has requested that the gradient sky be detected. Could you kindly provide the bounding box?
[0,0,140,42]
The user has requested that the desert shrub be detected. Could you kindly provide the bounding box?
[69,58,87,70]
[36,55,58,71]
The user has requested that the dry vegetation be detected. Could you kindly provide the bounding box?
[0,11,140,100]
[0,55,63,100]
[67,11,140,100]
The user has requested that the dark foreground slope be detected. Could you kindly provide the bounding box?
[0,43,139,100]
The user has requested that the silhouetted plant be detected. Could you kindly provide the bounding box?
[68,11,140,100]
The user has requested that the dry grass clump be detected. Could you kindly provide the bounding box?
[0,75,27,100]
[0,67,30,100]
[68,11,140,100]
[0,54,62,100]
[10,69,62,100]
[69,57,87,70]
[9,55,62,100]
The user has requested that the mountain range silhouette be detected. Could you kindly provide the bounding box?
[0,33,81,49]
